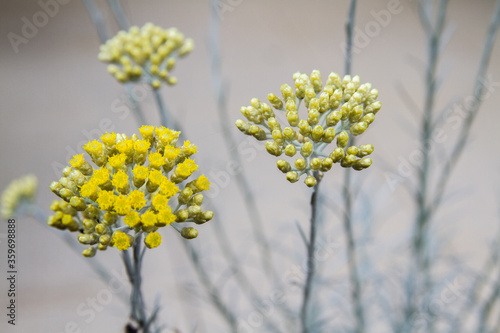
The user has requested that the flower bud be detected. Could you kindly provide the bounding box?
[309,158,322,171]
[353,157,373,170]
[322,127,336,143]
[286,171,300,183]
[326,111,342,127]
[82,247,96,258]
[181,227,198,239]
[265,141,282,157]
[287,112,300,127]
[357,144,374,157]
[268,117,281,132]
[337,131,349,148]
[277,159,291,173]
[272,129,285,145]
[350,122,368,136]
[346,146,359,156]
[283,127,297,141]
[188,205,201,218]
[69,196,86,212]
[178,187,194,205]
[267,93,283,109]
[330,148,344,163]
[320,158,334,171]
[300,142,313,158]
[285,144,297,157]
[295,158,307,171]
[235,119,251,134]
[304,175,317,187]
[176,209,189,222]
[311,125,324,142]
[298,120,312,137]
[341,154,356,168]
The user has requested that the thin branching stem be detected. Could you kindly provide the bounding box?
[300,171,322,333]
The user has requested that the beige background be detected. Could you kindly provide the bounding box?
[1,0,500,332]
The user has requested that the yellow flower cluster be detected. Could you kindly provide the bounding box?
[98,23,194,89]
[48,126,213,257]
[235,70,381,187]
[1,174,38,218]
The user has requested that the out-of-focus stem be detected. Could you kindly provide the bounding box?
[122,239,149,332]
[107,0,130,30]
[209,0,275,278]
[82,0,109,41]
[153,89,171,127]
[405,1,448,332]
[183,240,239,333]
[300,171,321,333]
[82,0,147,126]
[342,1,364,332]
[429,0,500,214]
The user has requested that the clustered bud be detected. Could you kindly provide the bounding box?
[98,23,194,89]
[235,70,381,187]
[1,175,38,218]
[48,126,213,257]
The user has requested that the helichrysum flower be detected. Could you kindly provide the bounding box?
[1,175,38,218]
[48,126,213,257]
[98,23,194,89]
[235,70,381,187]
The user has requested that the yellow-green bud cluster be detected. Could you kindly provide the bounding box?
[1,175,38,218]
[48,126,213,257]
[98,23,194,89]
[235,70,381,187]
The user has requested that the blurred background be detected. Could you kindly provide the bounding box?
[1,0,499,332]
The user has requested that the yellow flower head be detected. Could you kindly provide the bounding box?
[108,153,127,170]
[101,132,117,147]
[96,190,115,210]
[70,154,85,168]
[128,190,146,210]
[159,179,179,197]
[112,170,129,193]
[235,70,381,187]
[173,158,198,180]
[139,125,154,142]
[124,210,141,228]
[144,232,162,249]
[114,195,131,215]
[91,168,110,186]
[164,145,181,161]
[48,126,214,257]
[148,152,165,169]
[141,210,157,228]
[112,230,132,250]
